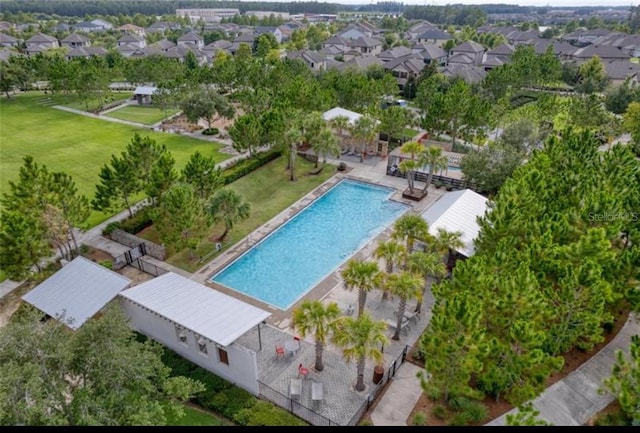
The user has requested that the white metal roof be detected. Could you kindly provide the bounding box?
[322,106,363,125]
[133,86,158,95]
[22,256,131,330]
[420,189,489,257]
[118,272,271,346]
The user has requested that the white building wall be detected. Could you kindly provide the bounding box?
[120,298,260,395]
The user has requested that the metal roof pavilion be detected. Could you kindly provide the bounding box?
[420,189,489,257]
[118,272,271,347]
[22,256,132,330]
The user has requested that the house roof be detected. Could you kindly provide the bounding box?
[440,64,487,83]
[178,31,203,42]
[61,33,89,43]
[416,43,447,60]
[0,33,18,43]
[420,189,489,257]
[322,106,363,125]
[378,45,413,60]
[417,29,452,40]
[26,32,57,44]
[22,256,131,330]
[604,60,640,80]
[452,40,485,54]
[572,45,629,60]
[347,36,382,48]
[336,55,384,72]
[487,43,515,56]
[67,47,107,57]
[119,33,145,43]
[134,86,158,95]
[118,272,271,347]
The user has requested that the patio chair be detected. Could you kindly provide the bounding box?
[290,378,302,400]
[311,381,323,404]
[298,363,309,379]
[275,345,285,358]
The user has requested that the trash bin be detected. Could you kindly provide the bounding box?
[372,365,384,384]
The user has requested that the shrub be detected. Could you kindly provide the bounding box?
[432,404,447,420]
[234,400,308,426]
[412,411,427,426]
[209,388,255,419]
[460,401,488,424]
[449,412,471,426]
[358,419,373,426]
[99,260,113,270]
[445,185,454,191]
[202,128,219,136]
[447,396,470,412]
[337,162,347,171]
[221,149,282,185]
[103,221,121,236]
[433,181,443,189]
[119,208,153,234]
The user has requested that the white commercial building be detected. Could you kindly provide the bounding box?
[176,8,240,23]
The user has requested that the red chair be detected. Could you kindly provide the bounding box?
[275,345,285,358]
[298,363,309,379]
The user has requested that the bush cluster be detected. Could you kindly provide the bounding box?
[119,208,153,234]
[202,128,219,136]
[161,346,307,426]
[221,149,282,185]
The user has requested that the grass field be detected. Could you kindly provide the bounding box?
[45,91,133,111]
[165,403,228,426]
[104,104,180,125]
[0,92,231,227]
[138,156,336,272]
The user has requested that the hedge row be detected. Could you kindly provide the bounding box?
[161,346,308,426]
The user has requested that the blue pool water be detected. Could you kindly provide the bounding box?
[210,180,409,310]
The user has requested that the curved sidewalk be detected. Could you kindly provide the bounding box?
[370,313,639,426]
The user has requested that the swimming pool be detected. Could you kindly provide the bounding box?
[210,179,409,310]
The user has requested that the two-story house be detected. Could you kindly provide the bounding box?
[25,33,59,55]
[0,33,19,48]
[345,37,383,56]
[177,31,204,49]
[449,40,485,66]
[415,28,452,48]
[60,33,91,49]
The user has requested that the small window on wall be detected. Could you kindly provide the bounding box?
[175,326,188,345]
[217,347,229,365]
[197,337,208,355]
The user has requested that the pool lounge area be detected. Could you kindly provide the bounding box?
[210,179,409,310]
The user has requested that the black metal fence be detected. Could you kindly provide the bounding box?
[258,345,410,426]
[387,166,483,194]
[113,243,168,277]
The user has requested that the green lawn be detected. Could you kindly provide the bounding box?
[0,92,231,227]
[631,57,639,64]
[45,91,132,111]
[0,269,6,283]
[138,156,336,272]
[104,104,180,126]
[165,403,228,426]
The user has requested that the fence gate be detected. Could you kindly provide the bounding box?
[113,243,167,277]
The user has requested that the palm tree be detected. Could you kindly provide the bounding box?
[407,250,446,313]
[391,214,430,260]
[384,271,424,340]
[397,141,425,194]
[352,114,378,162]
[433,227,464,270]
[329,115,351,153]
[206,188,251,241]
[374,239,406,301]
[291,300,341,372]
[419,145,449,193]
[332,313,389,392]
[311,127,341,168]
[283,126,303,181]
[341,259,381,317]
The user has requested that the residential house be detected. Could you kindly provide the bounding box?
[533,39,576,57]
[60,33,90,48]
[0,48,21,62]
[570,45,630,64]
[117,23,146,38]
[382,55,425,90]
[378,45,414,62]
[560,29,583,45]
[148,39,176,52]
[318,45,344,60]
[345,37,383,56]
[177,31,204,49]
[337,25,370,41]
[203,39,233,58]
[405,20,438,41]
[413,42,448,66]
[71,21,103,33]
[447,52,476,67]
[53,23,70,33]
[25,32,59,55]
[335,55,384,72]
[286,49,327,71]
[91,19,113,31]
[481,55,506,71]
[576,28,612,46]
[322,35,348,51]
[601,34,640,58]
[0,33,19,48]
[439,64,487,84]
[118,272,271,396]
[118,33,146,49]
[164,46,208,64]
[508,29,540,46]
[233,32,256,50]
[65,46,108,60]
[0,21,15,31]
[449,41,485,65]
[255,26,283,44]
[603,60,640,86]
[146,21,181,33]
[415,28,452,48]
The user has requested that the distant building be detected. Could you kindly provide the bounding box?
[245,11,290,20]
[176,8,240,23]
